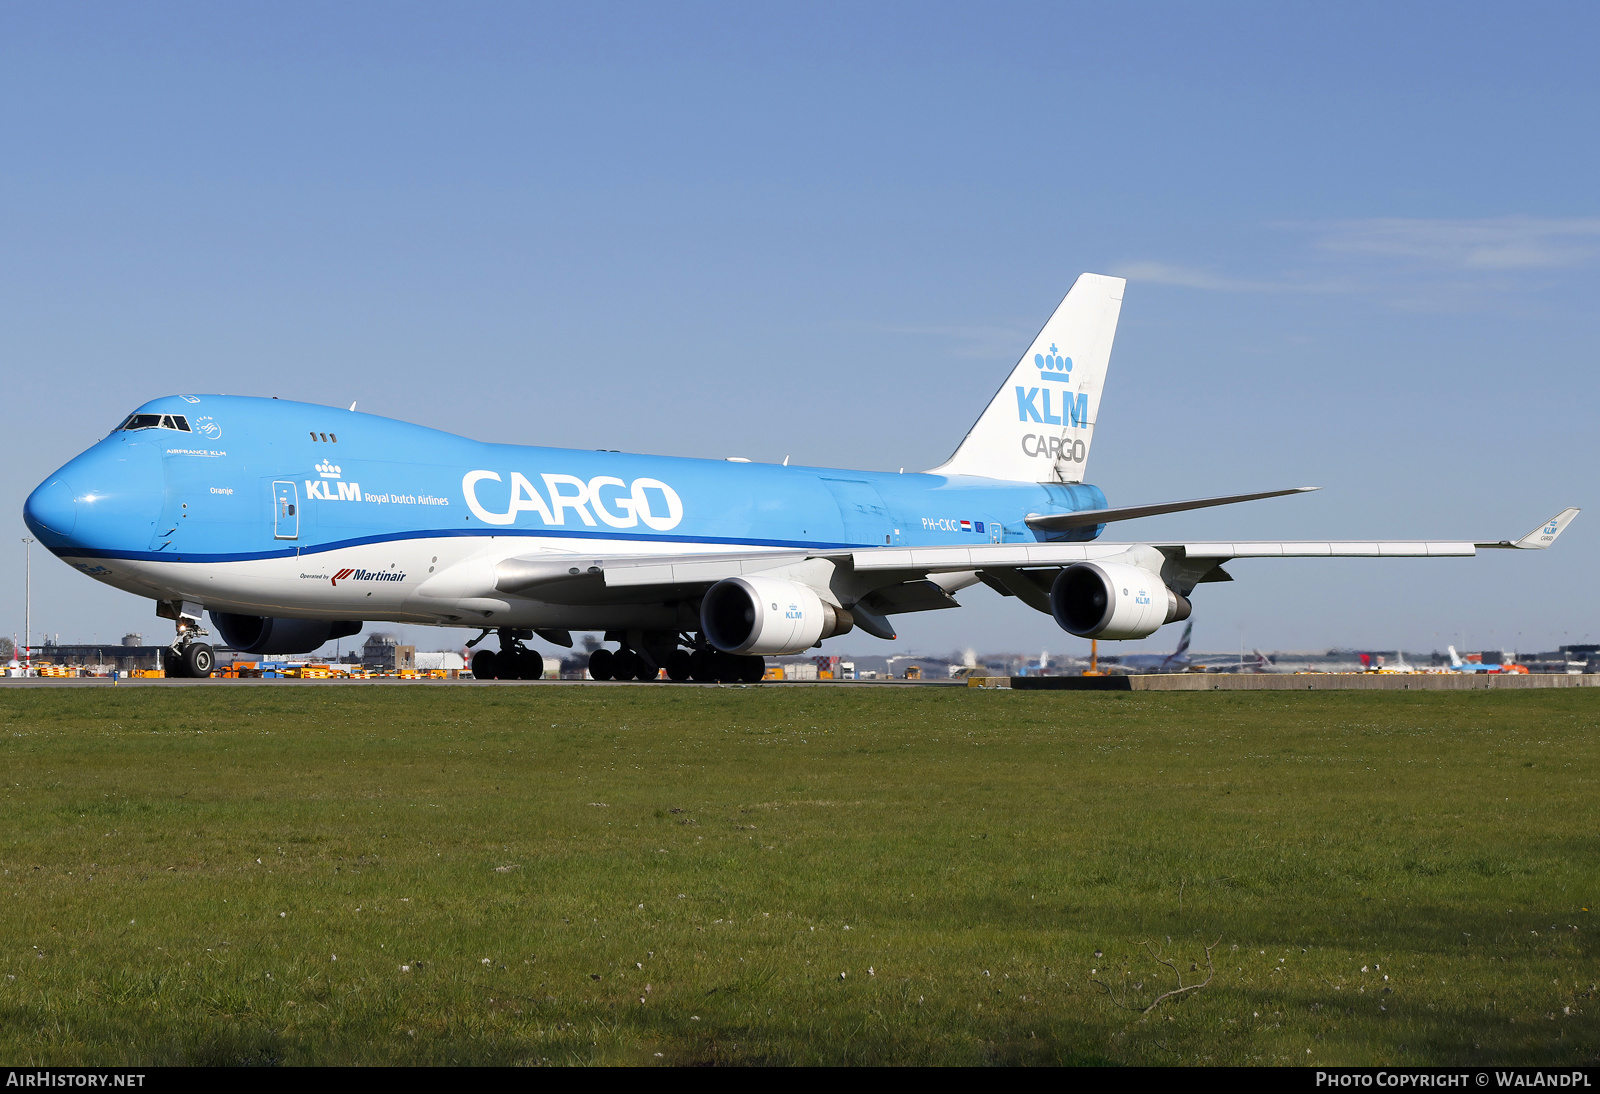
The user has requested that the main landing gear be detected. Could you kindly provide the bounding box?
[469,629,547,681]
[587,646,663,681]
[588,634,764,683]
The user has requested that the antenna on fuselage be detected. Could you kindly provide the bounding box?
[349,402,357,411]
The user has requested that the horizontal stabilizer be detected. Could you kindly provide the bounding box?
[1477,507,1580,550]
[1024,486,1317,531]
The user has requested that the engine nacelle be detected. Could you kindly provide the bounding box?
[210,612,363,655]
[700,576,853,656]
[1049,562,1191,640]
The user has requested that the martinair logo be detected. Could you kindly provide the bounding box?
[307,461,362,502]
[331,567,407,587]
[1016,342,1089,429]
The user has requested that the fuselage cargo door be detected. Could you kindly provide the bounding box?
[273,481,299,540]
[821,478,892,546]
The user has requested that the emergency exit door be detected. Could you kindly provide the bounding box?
[273,481,299,540]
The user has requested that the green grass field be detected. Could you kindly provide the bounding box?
[0,683,1594,1066]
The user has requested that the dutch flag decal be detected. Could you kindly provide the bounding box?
[960,520,972,531]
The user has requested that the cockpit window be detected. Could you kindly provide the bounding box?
[119,413,192,433]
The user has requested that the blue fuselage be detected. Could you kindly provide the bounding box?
[24,395,1110,629]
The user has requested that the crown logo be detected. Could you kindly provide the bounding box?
[1035,344,1073,383]
[316,460,342,478]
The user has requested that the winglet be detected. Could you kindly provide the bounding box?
[1476,507,1580,550]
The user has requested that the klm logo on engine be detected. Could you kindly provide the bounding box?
[306,461,361,502]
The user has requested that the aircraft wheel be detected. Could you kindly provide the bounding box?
[587,648,614,681]
[739,655,765,683]
[519,653,546,681]
[665,649,693,682]
[164,647,190,678]
[471,648,499,680]
[713,652,744,682]
[183,643,215,678]
[612,649,640,681]
[689,649,716,682]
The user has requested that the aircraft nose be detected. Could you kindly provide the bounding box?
[24,477,77,538]
[23,439,163,554]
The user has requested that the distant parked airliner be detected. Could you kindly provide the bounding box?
[23,274,1578,680]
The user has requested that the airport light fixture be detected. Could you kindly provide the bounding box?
[21,536,33,669]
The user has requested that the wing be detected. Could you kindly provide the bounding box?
[459,508,1577,636]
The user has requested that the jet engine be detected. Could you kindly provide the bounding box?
[1049,561,1191,640]
[700,576,853,656]
[210,612,363,655]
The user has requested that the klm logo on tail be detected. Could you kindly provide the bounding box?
[1035,345,1073,382]
[1016,386,1088,427]
[925,271,1123,482]
[1017,344,1088,426]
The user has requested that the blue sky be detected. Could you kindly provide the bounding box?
[3,2,1595,658]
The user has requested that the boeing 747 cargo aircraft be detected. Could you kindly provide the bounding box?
[22,274,1579,680]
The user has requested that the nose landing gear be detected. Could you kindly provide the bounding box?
[166,641,215,678]
[162,607,215,678]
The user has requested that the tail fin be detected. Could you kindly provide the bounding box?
[1173,620,1193,659]
[1447,645,1463,668]
[928,272,1125,483]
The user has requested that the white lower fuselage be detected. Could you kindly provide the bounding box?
[67,536,777,632]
